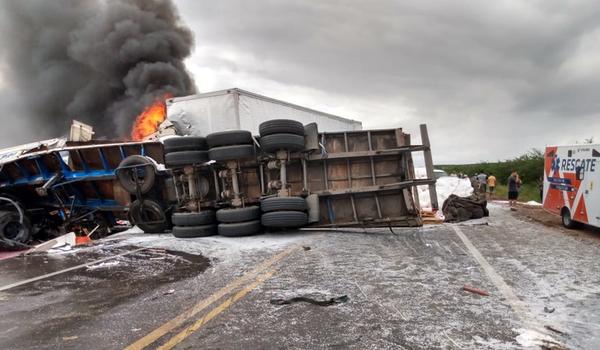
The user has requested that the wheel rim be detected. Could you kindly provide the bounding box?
[563,212,571,225]
[3,221,23,240]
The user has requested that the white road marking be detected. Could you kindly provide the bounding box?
[0,247,146,292]
[451,225,537,328]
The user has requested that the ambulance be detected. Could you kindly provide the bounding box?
[543,144,600,228]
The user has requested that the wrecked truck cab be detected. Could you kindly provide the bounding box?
[0,138,172,247]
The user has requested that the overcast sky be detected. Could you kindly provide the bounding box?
[1,1,599,164]
[173,0,600,164]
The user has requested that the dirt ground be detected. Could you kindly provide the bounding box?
[513,202,600,238]
[0,204,599,349]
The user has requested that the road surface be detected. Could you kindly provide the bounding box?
[0,204,598,349]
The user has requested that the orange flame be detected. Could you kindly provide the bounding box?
[130,94,171,141]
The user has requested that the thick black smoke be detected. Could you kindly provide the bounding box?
[0,0,195,141]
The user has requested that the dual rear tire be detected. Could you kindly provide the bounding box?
[163,136,209,168]
[260,197,308,229]
[259,120,305,153]
[216,206,262,237]
[171,210,217,238]
[206,130,256,162]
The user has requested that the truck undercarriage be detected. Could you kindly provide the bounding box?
[0,121,437,247]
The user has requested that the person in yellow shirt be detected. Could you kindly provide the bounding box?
[487,173,497,200]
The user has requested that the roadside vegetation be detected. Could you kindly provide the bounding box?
[438,149,544,202]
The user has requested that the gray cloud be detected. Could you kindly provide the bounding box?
[175,0,600,163]
[0,0,194,145]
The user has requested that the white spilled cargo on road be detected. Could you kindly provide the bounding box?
[166,88,362,136]
[414,167,474,210]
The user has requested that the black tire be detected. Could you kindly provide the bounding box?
[259,119,305,137]
[117,155,156,194]
[0,211,32,244]
[561,209,578,229]
[172,224,217,238]
[261,197,308,212]
[216,206,261,223]
[218,220,262,237]
[209,145,255,161]
[165,151,209,167]
[164,136,208,153]
[260,133,305,153]
[261,211,308,228]
[172,211,215,226]
[207,130,253,148]
[129,199,169,233]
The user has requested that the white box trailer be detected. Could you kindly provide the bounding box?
[543,144,600,228]
[166,88,362,136]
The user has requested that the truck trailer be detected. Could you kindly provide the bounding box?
[166,88,363,136]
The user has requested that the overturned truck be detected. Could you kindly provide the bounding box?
[0,91,438,245]
[114,120,438,238]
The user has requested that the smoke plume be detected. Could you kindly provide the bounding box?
[0,0,195,142]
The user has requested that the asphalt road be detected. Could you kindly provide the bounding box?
[0,204,599,349]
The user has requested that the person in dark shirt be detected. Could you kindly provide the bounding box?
[507,171,520,210]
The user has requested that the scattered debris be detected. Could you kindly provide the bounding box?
[270,295,349,306]
[302,246,311,251]
[544,325,567,336]
[544,306,555,313]
[443,195,489,223]
[462,285,489,296]
[28,232,76,254]
[163,289,175,295]
[415,172,474,210]
[86,260,121,270]
[62,336,78,341]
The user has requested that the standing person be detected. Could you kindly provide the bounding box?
[507,171,519,210]
[487,173,497,200]
[477,171,487,194]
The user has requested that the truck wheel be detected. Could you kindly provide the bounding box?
[0,211,32,244]
[561,208,579,229]
[260,133,305,153]
[216,206,261,223]
[173,224,217,238]
[117,155,156,194]
[207,130,253,148]
[165,150,209,167]
[261,197,307,212]
[208,145,255,161]
[129,199,169,233]
[164,136,208,153]
[172,211,216,226]
[261,211,308,228]
[218,220,262,237]
[259,119,305,137]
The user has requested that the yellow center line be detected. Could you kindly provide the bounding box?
[124,245,299,350]
[157,269,277,350]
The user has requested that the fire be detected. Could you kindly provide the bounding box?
[130,94,171,141]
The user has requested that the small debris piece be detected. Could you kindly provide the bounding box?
[28,232,76,254]
[270,295,348,306]
[62,336,78,341]
[302,246,311,251]
[544,325,567,335]
[544,306,555,313]
[463,285,489,296]
[163,289,175,295]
